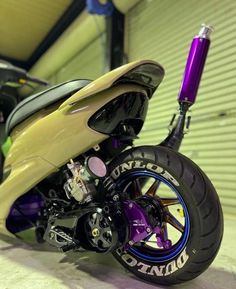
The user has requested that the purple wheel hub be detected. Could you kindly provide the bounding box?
[123,198,164,249]
[115,169,190,262]
[123,200,152,245]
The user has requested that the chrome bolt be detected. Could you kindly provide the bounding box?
[128,203,133,208]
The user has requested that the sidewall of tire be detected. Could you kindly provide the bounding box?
[109,146,223,285]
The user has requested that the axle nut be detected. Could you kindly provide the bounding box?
[92,228,100,237]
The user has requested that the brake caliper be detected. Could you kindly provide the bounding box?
[123,196,163,248]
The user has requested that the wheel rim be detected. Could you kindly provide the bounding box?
[117,170,190,262]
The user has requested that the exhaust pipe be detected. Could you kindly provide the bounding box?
[178,24,213,105]
[160,24,213,151]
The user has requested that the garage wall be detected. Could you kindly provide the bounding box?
[48,35,105,84]
[126,0,236,214]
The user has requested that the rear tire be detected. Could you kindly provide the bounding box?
[108,146,223,285]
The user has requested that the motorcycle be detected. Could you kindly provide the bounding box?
[0,24,223,285]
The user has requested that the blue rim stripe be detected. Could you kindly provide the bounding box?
[120,171,190,262]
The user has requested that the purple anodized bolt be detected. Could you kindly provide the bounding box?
[178,24,214,105]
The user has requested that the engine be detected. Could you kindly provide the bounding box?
[39,155,120,252]
[63,157,107,204]
[38,155,161,255]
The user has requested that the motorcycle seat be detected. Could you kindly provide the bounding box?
[5,79,91,135]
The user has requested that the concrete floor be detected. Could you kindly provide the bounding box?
[0,214,235,289]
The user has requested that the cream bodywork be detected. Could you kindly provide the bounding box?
[0,60,158,237]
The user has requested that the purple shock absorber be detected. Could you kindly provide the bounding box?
[178,24,214,105]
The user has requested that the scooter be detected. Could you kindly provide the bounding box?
[0,24,223,285]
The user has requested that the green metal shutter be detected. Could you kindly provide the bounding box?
[49,35,105,84]
[126,0,236,214]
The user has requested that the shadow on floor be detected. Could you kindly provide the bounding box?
[0,231,57,252]
[0,231,235,289]
[59,251,236,289]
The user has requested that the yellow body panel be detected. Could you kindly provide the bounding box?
[0,60,162,236]
[0,85,147,236]
[60,59,160,107]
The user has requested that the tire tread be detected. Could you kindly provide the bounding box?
[110,145,223,285]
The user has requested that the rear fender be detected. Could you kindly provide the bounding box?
[59,60,164,109]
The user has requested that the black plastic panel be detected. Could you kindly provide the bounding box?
[88,92,149,136]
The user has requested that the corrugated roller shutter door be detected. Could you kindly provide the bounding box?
[49,35,105,84]
[126,0,236,214]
